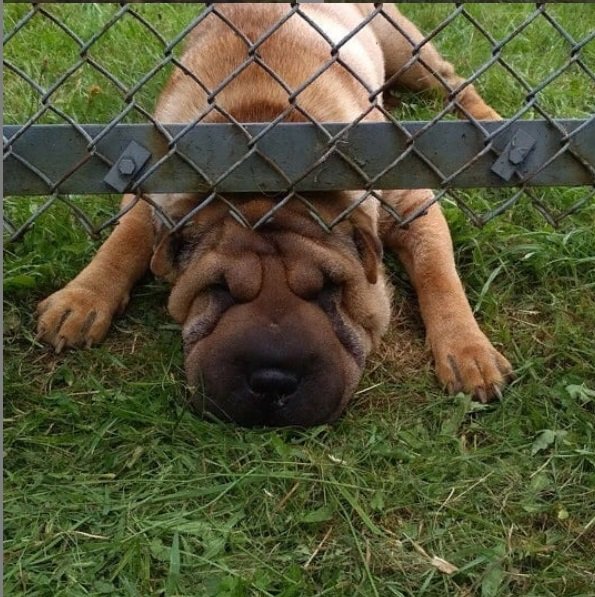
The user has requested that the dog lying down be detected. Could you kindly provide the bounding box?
[37,4,513,426]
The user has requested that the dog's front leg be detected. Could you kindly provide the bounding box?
[37,195,154,352]
[380,190,514,401]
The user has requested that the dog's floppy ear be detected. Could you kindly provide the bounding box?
[352,215,383,284]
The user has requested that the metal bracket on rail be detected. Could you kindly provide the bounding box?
[491,129,537,181]
[104,140,152,193]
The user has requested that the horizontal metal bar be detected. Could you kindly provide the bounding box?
[3,120,593,195]
[4,1,591,3]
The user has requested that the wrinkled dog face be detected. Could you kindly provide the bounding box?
[151,198,391,427]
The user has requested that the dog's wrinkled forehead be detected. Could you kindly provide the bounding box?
[173,199,360,277]
[155,196,381,330]
[237,215,355,265]
[183,219,356,297]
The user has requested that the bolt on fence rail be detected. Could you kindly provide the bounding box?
[3,1,594,241]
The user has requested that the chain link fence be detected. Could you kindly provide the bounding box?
[3,1,594,242]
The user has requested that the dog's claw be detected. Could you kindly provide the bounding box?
[446,381,462,395]
[475,387,488,403]
[55,337,66,354]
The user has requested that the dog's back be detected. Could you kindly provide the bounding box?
[155,4,385,124]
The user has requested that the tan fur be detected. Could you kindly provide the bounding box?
[37,4,512,422]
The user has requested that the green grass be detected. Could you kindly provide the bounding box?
[4,3,595,596]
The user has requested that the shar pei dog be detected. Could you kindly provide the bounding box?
[37,3,514,426]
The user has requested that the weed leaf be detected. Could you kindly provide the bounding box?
[531,429,556,455]
[531,429,569,455]
[166,532,181,594]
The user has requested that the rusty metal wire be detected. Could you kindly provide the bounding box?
[3,2,594,242]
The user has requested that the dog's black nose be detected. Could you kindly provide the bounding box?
[248,368,299,399]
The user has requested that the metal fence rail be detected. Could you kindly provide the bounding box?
[3,1,594,241]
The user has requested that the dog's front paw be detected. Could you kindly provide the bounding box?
[36,285,125,353]
[430,331,514,402]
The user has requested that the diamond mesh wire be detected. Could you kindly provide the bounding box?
[3,2,594,241]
